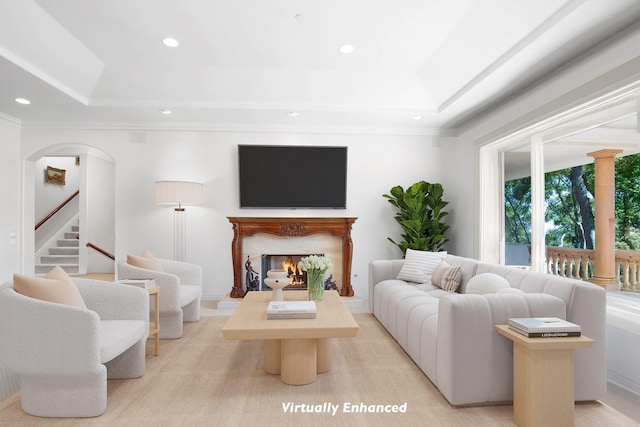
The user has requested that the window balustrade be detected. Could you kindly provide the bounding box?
[544,246,640,291]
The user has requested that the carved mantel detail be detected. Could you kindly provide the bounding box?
[280,223,306,236]
[227,217,357,298]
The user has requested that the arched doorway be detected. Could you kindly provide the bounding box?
[24,144,115,275]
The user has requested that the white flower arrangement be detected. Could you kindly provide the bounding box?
[297,255,332,273]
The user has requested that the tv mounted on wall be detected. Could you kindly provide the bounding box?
[238,145,347,209]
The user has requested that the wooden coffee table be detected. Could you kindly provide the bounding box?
[222,290,359,385]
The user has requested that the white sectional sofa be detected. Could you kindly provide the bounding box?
[369,254,607,406]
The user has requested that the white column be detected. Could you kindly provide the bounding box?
[478,145,502,264]
[530,134,546,273]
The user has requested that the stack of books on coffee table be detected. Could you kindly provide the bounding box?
[267,301,317,319]
[507,317,581,338]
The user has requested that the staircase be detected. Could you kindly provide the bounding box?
[35,223,80,275]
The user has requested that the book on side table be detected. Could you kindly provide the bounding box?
[267,300,317,319]
[507,317,581,338]
[117,279,156,290]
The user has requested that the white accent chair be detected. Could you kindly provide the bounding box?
[117,258,202,338]
[0,363,20,402]
[0,279,149,417]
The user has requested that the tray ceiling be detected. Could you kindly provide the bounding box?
[1,0,640,135]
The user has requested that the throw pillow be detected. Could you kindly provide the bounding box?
[396,249,447,283]
[13,266,87,308]
[465,273,511,294]
[127,250,163,272]
[431,261,448,286]
[432,261,462,293]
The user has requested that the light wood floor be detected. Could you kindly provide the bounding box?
[0,314,636,426]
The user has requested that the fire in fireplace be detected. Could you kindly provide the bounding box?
[261,254,324,291]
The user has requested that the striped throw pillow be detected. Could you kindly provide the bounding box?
[396,249,447,283]
[432,261,462,292]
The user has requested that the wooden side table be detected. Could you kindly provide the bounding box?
[116,279,160,356]
[496,325,594,427]
[148,286,160,356]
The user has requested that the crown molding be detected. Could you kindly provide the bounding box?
[0,111,22,126]
[18,120,456,138]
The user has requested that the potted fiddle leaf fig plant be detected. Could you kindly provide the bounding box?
[383,180,449,255]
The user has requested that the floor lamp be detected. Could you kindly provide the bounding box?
[155,181,204,262]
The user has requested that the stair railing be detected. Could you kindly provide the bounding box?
[86,242,115,260]
[35,190,80,230]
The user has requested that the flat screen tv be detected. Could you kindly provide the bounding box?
[238,145,347,208]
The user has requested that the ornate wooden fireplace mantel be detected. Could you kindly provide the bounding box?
[227,217,357,298]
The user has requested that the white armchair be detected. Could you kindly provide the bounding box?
[117,258,202,339]
[0,278,149,417]
[0,363,19,402]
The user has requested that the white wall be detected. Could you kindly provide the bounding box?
[0,115,21,401]
[84,152,115,273]
[439,135,475,258]
[607,303,640,395]
[19,129,443,300]
[0,116,21,280]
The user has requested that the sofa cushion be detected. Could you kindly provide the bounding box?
[415,282,440,292]
[432,262,462,293]
[127,250,163,272]
[497,287,525,295]
[99,320,147,363]
[179,285,202,307]
[13,266,87,308]
[465,272,510,294]
[396,249,447,283]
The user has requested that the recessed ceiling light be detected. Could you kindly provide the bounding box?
[413,115,423,120]
[288,111,298,117]
[340,45,354,54]
[162,37,179,48]
[295,14,304,21]
[15,98,30,105]
[159,109,172,115]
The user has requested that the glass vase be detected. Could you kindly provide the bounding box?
[307,270,325,301]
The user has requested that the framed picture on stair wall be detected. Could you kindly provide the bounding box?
[45,166,66,185]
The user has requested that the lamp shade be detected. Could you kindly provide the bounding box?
[155,181,204,205]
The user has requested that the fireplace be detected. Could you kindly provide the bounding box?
[227,217,357,298]
[259,254,315,291]
[255,253,339,293]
